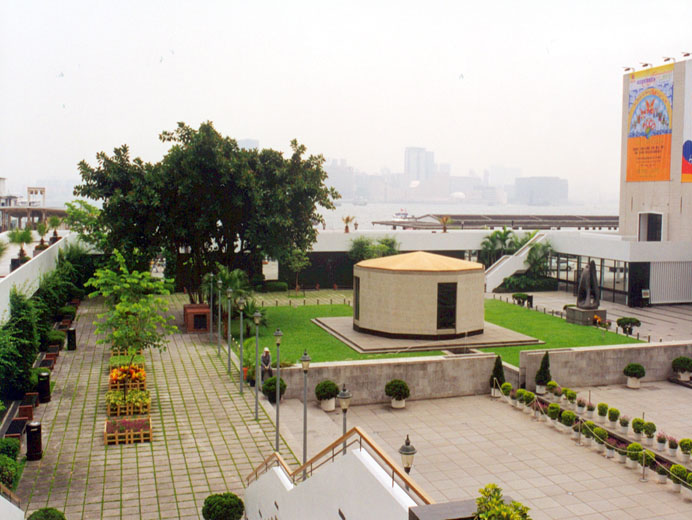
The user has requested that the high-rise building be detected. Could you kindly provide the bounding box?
[404,147,435,181]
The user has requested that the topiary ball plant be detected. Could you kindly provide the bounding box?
[623,363,645,379]
[27,508,67,520]
[626,442,643,461]
[261,377,286,404]
[314,380,339,401]
[202,492,244,520]
[500,382,512,396]
[670,464,688,484]
[385,379,410,401]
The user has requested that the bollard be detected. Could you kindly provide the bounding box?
[303,299,306,306]
[38,372,51,403]
[275,300,278,307]
[636,332,639,340]
[26,421,43,461]
[647,335,650,342]
[67,327,77,351]
[330,298,333,305]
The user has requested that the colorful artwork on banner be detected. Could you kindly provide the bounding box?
[683,61,692,182]
[626,64,674,182]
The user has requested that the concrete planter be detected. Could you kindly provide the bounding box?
[644,436,654,447]
[625,458,637,469]
[608,420,618,429]
[585,410,594,419]
[671,482,681,493]
[633,432,642,442]
[319,398,335,412]
[617,452,627,463]
[677,371,691,382]
[391,398,405,409]
[576,405,585,415]
[535,384,546,395]
[605,447,615,458]
[681,452,691,463]
[626,376,641,389]
[490,387,501,398]
[656,441,666,451]
[656,473,667,484]
[583,437,593,447]
[596,414,606,424]
[619,424,629,435]
[668,447,677,457]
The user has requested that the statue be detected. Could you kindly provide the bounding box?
[577,260,600,309]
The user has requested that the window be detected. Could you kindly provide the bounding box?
[437,283,457,329]
[354,276,360,320]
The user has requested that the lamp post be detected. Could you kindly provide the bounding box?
[273,328,283,452]
[398,435,417,491]
[226,289,232,374]
[300,350,311,479]
[209,273,214,343]
[253,311,262,421]
[217,279,223,354]
[237,297,246,394]
[337,384,352,455]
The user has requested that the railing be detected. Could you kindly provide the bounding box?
[0,481,21,508]
[485,233,546,291]
[246,426,434,506]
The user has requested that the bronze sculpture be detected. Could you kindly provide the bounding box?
[577,260,600,310]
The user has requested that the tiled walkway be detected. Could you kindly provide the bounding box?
[17,295,297,519]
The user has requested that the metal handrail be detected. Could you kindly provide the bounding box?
[0,482,21,508]
[246,426,434,505]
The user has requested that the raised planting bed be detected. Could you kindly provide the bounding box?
[46,345,60,357]
[110,348,143,356]
[104,417,152,445]
[105,390,151,417]
[109,366,146,391]
[39,358,55,371]
[108,355,145,371]
[4,417,28,441]
[108,380,146,391]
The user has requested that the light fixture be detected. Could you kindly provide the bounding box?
[398,435,417,474]
[663,56,676,63]
[238,297,246,311]
[300,350,311,373]
[274,328,283,347]
[253,311,262,325]
[338,384,352,412]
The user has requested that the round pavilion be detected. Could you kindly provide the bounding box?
[353,251,485,339]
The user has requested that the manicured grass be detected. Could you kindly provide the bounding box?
[480,299,642,366]
[241,304,443,363]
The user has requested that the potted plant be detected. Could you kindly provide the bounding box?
[631,418,645,441]
[576,398,586,415]
[536,402,547,421]
[672,356,692,381]
[596,402,608,424]
[585,402,595,419]
[656,431,667,451]
[564,390,577,410]
[385,379,410,409]
[534,352,551,395]
[615,442,628,463]
[547,403,560,427]
[607,407,620,429]
[626,442,642,469]
[561,411,576,434]
[669,464,688,492]
[202,492,244,520]
[500,382,512,402]
[509,389,518,407]
[48,215,62,244]
[546,380,558,401]
[643,421,656,447]
[619,415,630,435]
[8,228,33,271]
[593,427,607,453]
[616,317,641,336]
[685,473,692,500]
[605,436,617,458]
[315,380,339,412]
[515,389,527,409]
[623,363,645,388]
[667,436,678,457]
[262,376,287,404]
[679,438,692,463]
[655,463,668,484]
[582,421,595,447]
[33,222,50,255]
[489,356,505,397]
[523,391,535,414]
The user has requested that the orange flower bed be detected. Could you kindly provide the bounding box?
[108,366,147,391]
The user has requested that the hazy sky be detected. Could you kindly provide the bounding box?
[1,0,691,204]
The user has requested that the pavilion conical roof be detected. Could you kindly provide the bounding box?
[356,251,484,272]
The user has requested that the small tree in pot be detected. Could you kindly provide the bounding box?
[672,356,692,381]
[534,352,551,395]
[202,492,244,520]
[315,379,339,412]
[616,317,641,336]
[262,377,286,404]
[623,363,645,389]
[385,379,410,409]
[489,356,505,397]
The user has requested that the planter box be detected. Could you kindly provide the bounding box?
[110,348,143,356]
[391,398,405,409]
[627,376,641,389]
[108,362,145,372]
[107,402,151,417]
[566,307,607,325]
[103,417,152,446]
[677,371,691,382]
[319,398,335,412]
[109,380,147,391]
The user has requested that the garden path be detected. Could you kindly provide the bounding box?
[16,294,297,519]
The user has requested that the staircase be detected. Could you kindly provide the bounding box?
[0,483,23,520]
[244,427,432,520]
[484,233,546,292]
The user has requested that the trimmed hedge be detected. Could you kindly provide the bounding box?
[0,453,18,487]
[259,281,288,293]
[27,509,67,520]
[202,492,244,520]
[262,377,286,403]
[315,380,339,401]
[385,379,410,400]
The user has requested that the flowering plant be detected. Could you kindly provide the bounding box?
[110,366,146,383]
[106,417,149,434]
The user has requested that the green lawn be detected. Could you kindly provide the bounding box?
[479,299,642,366]
[239,304,443,363]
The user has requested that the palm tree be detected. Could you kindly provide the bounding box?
[8,228,33,260]
[242,299,267,338]
[48,215,62,240]
[525,241,553,279]
[437,215,452,233]
[35,222,49,251]
[202,264,251,312]
[342,215,356,233]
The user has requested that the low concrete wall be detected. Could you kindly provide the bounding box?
[280,353,497,405]
[521,341,692,390]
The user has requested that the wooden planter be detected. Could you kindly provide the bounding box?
[110,348,143,356]
[103,417,152,445]
[106,402,150,417]
[109,380,146,391]
[108,362,145,372]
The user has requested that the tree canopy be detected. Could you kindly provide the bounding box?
[74,121,339,302]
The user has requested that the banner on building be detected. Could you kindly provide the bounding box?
[683,61,692,182]
[626,64,674,182]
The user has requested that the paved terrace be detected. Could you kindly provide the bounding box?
[17,294,297,519]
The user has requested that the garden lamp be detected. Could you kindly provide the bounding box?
[337,384,352,454]
[237,297,246,394]
[398,435,417,475]
[300,349,311,478]
[253,311,262,421]
[274,328,283,452]
[226,288,232,375]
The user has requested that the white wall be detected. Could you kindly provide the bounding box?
[244,449,415,520]
[0,233,77,324]
[313,229,489,253]
[0,496,24,520]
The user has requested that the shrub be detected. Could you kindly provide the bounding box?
[58,305,76,319]
[623,363,645,378]
[385,379,410,401]
[561,411,576,427]
[668,436,678,449]
[586,402,595,411]
[593,427,608,444]
[639,449,655,467]
[314,380,339,401]
[500,382,512,396]
[546,380,558,391]
[46,329,66,346]
[0,438,20,460]
[500,274,557,292]
[620,415,630,427]
[260,281,288,293]
[523,391,535,406]
[577,398,586,408]
[656,463,669,476]
[631,418,645,434]
[656,431,667,443]
[670,464,688,484]
[27,509,67,520]
[608,408,620,422]
[597,402,608,417]
[475,483,530,519]
[626,442,643,461]
[0,453,17,487]
[547,403,560,420]
[679,438,692,454]
[616,317,641,334]
[565,390,576,403]
[261,377,286,404]
[202,492,244,520]
[515,389,527,403]
[672,356,692,373]
[582,421,596,438]
[490,355,505,386]
[643,421,656,438]
[688,472,692,487]
[512,293,529,304]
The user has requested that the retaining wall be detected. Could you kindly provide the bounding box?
[521,341,692,390]
[279,353,497,405]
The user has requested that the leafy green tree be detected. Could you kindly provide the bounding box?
[48,216,62,240]
[285,248,311,292]
[0,327,31,399]
[64,200,109,251]
[348,236,399,262]
[525,241,552,279]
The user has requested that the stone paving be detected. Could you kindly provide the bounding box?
[17,294,298,519]
[280,394,692,519]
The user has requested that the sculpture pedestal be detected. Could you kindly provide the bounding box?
[566,307,607,326]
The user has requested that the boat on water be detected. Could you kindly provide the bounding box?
[392,209,415,221]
